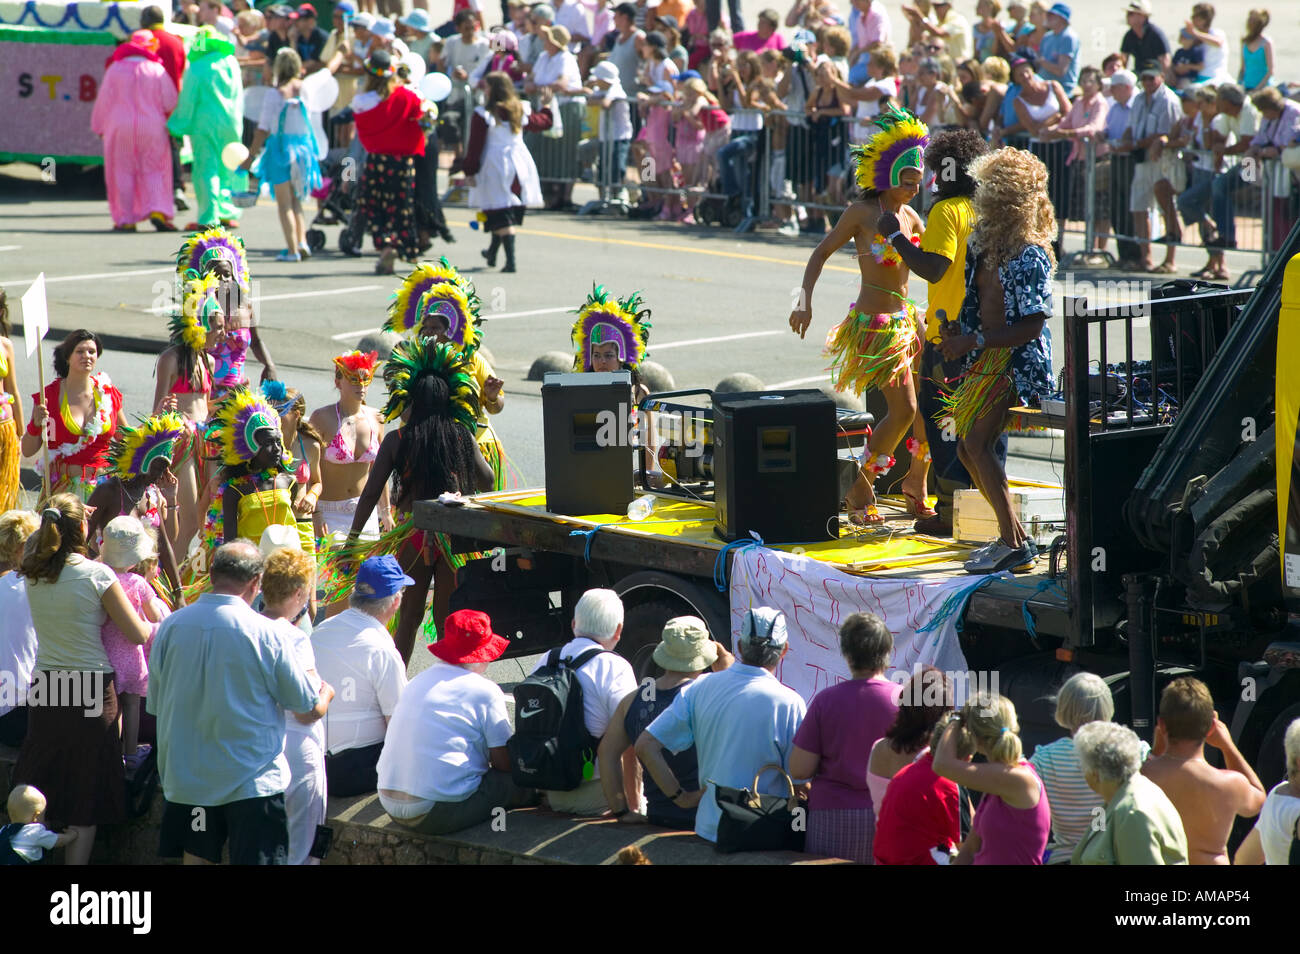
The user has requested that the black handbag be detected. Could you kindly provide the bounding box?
[713,763,806,854]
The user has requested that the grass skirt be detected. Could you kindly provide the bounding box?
[0,419,18,512]
[937,348,1014,439]
[824,303,921,395]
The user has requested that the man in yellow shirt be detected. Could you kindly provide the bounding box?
[875,128,1004,535]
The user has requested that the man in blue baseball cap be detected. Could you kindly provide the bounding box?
[635,606,807,844]
[1039,2,1080,94]
[311,556,413,797]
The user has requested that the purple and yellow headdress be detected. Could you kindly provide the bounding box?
[850,104,929,194]
[108,412,191,480]
[169,273,223,354]
[380,336,478,431]
[384,258,483,352]
[176,226,250,287]
[205,386,292,469]
[571,284,651,372]
[334,350,380,388]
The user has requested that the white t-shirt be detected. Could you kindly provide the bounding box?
[26,555,118,673]
[555,0,592,42]
[596,93,633,140]
[0,573,37,717]
[1200,27,1230,82]
[1211,102,1260,169]
[258,87,310,135]
[532,48,584,102]
[4,822,59,862]
[1258,782,1300,864]
[530,636,637,741]
[312,608,407,754]
[852,76,898,142]
[275,618,325,751]
[377,661,511,808]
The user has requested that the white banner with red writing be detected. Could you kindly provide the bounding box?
[727,546,986,705]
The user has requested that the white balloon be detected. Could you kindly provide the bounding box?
[300,69,340,113]
[243,85,273,122]
[420,72,453,103]
[401,52,427,85]
[221,141,249,170]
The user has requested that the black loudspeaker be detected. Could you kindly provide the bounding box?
[713,390,838,543]
[542,371,636,516]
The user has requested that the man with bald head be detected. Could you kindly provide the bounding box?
[149,541,328,865]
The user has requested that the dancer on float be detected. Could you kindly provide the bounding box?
[789,104,932,525]
[264,381,327,546]
[306,352,392,538]
[385,259,507,489]
[86,413,188,607]
[153,269,226,555]
[22,331,128,502]
[937,147,1055,574]
[0,289,25,512]
[199,386,314,564]
[325,338,493,664]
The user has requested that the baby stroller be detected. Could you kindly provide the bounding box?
[303,122,369,257]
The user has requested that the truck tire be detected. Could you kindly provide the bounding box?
[1256,701,1300,789]
[621,598,693,680]
[613,571,732,679]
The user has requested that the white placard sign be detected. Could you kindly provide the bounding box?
[21,272,48,358]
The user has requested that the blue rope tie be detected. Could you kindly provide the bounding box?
[916,572,1010,641]
[1019,577,1067,641]
[568,524,612,565]
[714,532,765,592]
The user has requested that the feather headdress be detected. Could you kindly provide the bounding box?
[380,336,479,432]
[205,386,292,469]
[260,379,295,416]
[108,413,191,480]
[384,258,483,352]
[570,284,651,372]
[176,226,250,287]
[170,273,223,354]
[334,350,380,387]
[850,104,929,194]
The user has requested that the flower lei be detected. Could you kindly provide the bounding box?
[870,232,922,266]
[39,373,114,473]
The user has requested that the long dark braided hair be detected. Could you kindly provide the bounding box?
[393,371,478,507]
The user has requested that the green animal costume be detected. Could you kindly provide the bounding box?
[167,26,244,228]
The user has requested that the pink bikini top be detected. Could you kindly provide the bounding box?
[324,403,379,464]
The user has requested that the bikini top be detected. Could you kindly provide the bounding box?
[212,328,252,387]
[324,403,379,464]
[170,355,214,396]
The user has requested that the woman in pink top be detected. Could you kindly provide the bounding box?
[867,666,953,810]
[789,613,901,864]
[933,692,1051,865]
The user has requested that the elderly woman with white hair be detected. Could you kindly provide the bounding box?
[1029,672,1149,861]
[1071,721,1188,865]
[1234,718,1300,864]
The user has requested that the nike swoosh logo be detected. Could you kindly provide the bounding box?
[519,708,543,719]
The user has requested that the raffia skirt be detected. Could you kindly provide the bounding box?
[0,418,18,512]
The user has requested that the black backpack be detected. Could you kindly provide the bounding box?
[508,647,606,791]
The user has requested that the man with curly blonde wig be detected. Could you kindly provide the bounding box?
[937,147,1056,574]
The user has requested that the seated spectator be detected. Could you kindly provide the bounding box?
[260,546,332,865]
[312,555,410,796]
[867,666,953,808]
[2,784,78,864]
[789,613,902,863]
[598,616,732,828]
[933,693,1051,865]
[1072,721,1187,864]
[1030,672,1148,861]
[874,713,966,864]
[1142,676,1266,864]
[535,588,638,815]
[635,607,807,844]
[0,510,39,747]
[377,610,534,835]
[149,541,321,865]
[1235,718,1300,864]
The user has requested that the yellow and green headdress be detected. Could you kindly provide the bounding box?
[176,226,250,288]
[571,284,651,372]
[384,258,483,352]
[108,413,191,480]
[205,386,292,469]
[380,336,478,432]
[850,104,929,194]
[170,273,223,354]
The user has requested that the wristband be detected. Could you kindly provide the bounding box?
[669,787,684,801]
[887,230,904,244]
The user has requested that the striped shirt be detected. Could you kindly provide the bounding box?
[1030,734,1151,856]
